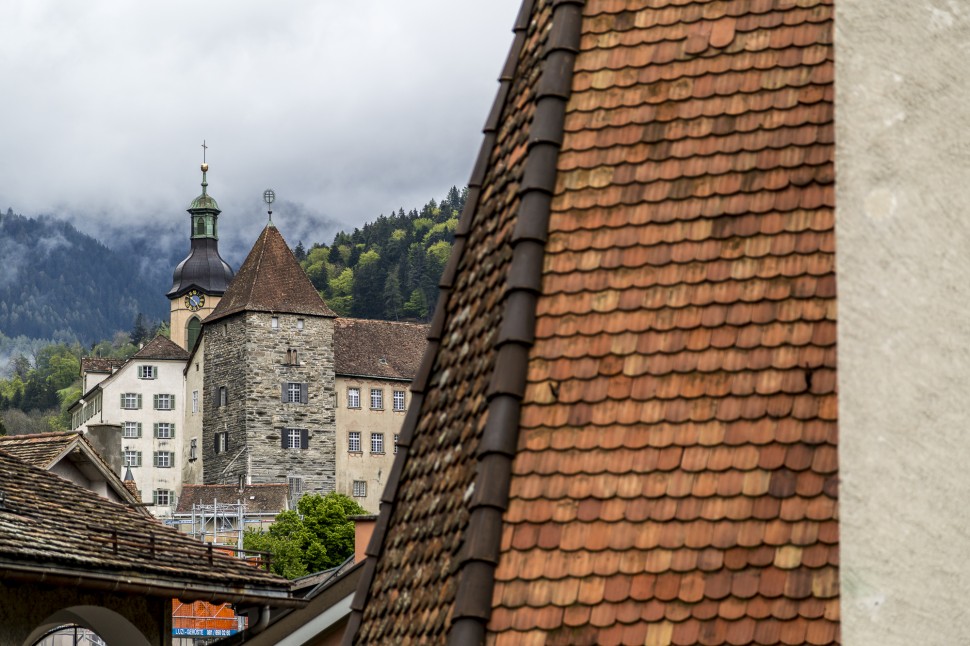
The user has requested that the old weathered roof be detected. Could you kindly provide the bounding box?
[0,431,141,511]
[349,0,836,644]
[176,484,290,515]
[80,357,125,374]
[206,223,336,323]
[333,318,429,380]
[133,334,190,361]
[0,450,300,606]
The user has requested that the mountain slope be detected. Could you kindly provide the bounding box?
[0,210,167,344]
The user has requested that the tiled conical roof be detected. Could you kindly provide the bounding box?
[348,0,836,645]
[206,223,336,323]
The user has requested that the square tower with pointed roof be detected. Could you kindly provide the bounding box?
[201,222,338,497]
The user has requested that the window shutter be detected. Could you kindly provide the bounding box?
[301,383,308,404]
[153,452,159,467]
[301,429,309,449]
[213,434,219,453]
[153,394,158,409]
[171,394,176,407]
[171,423,175,438]
[153,423,159,438]
[137,422,143,438]
[120,393,124,408]
[281,383,287,402]
[281,430,288,449]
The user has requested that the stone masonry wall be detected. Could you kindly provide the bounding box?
[203,311,336,497]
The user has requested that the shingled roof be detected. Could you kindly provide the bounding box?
[206,223,336,323]
[334,318,429,380]
[132,334,190,361]
[348,0,836,644]
[176,484,290,515]
[80,357,124,374]
[0,450,300,607]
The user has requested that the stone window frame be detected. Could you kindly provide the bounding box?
[352,480,367,497]
[283,382,309,404]
[192,390,199,414]
[121,393,142,410]
[347,387,361,409]
[394,434,399,454]
[393,390,406,411]
[218,386,228,408]
[153,489,174,506]
[286,348,299,365]
[271,316,280,330]
[371,432,385,454]
[123,450,142,467]
[297,318,305,331]
[138,365,157,380]
[189,438,198,461]
[283,428,309,450]
[348,432,362,453]
[123,421,142,438]
[154,394,175,411]
[154,422,175,439]
[215,431,229,454]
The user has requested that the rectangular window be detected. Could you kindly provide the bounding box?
[353,480,367,497]
[348,432,361,452]
[283,428,307,450]
[138,365,156,379]
[154,423,174,439]
[215,432,228,454]
[393,390,406,411]
[154,394,175,410]
[120,393,141,410]
[371,433,384,454]
[394,434,399,455]
[190,438,197,461]
[370,389,383,410]
[153,451,173,468]
[123,450,142,467]
[283,382,308,404]
[288,476,304,502]
[192,390,199,414]
[347,388,360,409]
[297,318,304,330]
[219,386,227,407]
[123,421,142,438]
[153,489,173,506]
[271,316,279,329]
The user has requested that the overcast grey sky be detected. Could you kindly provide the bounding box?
[0,1,521,254]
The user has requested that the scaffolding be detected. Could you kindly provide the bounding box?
[184,498,247,550]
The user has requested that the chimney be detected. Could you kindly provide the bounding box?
[349,514,378,564]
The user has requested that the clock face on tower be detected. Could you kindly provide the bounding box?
[184,289,206,312]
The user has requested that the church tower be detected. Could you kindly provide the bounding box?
[167,162,234,350]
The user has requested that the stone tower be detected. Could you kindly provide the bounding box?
[201,221,337,497]
[167,163,235,350]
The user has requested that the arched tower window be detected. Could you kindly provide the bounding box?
[186,316,202,350]
[195,216,206,236]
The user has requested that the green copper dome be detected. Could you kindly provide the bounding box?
[188,163,220,212]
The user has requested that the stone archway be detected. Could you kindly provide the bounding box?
[23,606,151,646]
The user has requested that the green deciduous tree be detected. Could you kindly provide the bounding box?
[242,492,366,579]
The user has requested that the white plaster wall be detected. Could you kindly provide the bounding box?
[335,376,410,513]
[86,359,187,517]
[839,3,970,642]
[182,338,205,486]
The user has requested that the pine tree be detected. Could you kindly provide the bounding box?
[383,272,403,320]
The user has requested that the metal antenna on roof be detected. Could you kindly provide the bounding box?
[263,189,276,224]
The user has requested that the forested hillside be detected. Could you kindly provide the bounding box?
[0,210,167,343]
[296,186,465,320]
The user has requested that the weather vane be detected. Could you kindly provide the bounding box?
[263,188,276,222]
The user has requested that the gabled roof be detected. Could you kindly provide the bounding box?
[0,450,300,607]
[333,318,428,380]
[80,357,124,374]
[132,334,190,361]
[349,1,836,644]
[206,223,336,323]
[0,431,142,510]
[176,484,289,515]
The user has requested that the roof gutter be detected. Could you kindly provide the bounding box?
[334,372,411,382]
[0,563,305,608]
